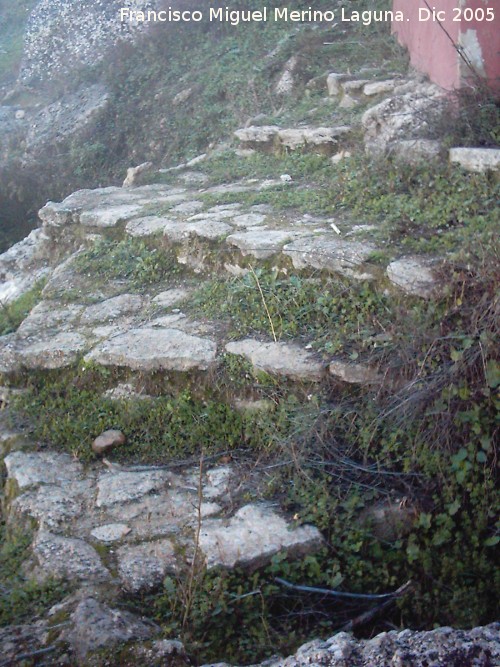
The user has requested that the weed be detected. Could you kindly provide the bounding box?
[0,279,46,336]
[0,523,69,626]
[73,238,178,289]
[191,269,391,355]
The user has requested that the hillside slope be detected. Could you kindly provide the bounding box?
[0,1,499,665]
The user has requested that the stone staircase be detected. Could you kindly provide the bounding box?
[1,66,497,666]
[0,172,441,382]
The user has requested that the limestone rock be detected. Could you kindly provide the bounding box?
[170,200,205,215]
[9,483,88,530]
[387,257,442,298]
[342,80,370,94]
[275,56,297,95]
[225,339,325,382]
[226,623,500,667]
[173,87,192,105]
[96,470,170,508]
[80,294,143,324]
[85,327,217,371]
[283,236,376,279]
[79,204,144,228]
[16,331,90,369]
[163,219,233,242]
[4,451,84,491]
[128,639,188,665]
[125,216,175,237]
[226,229,306,259]
[33,531,111,583]
[152,288,191,308]
[65,597,158,664]
[92,429,127,455]
[329,360,382,385]
[91,523,131,543]
[0,335,21,375]
[199,504,323,569]
[390,139,442,164]
[326,73,347,96]
[234,126,280,149]
[0,228,51,304]
[449,147,500,172]
[230,213,267,228]
[117,538,177,593]
[123,162,153,187]
[362,81,444,156]
[363,79,397,96]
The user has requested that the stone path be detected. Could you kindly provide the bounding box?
[0,157,444,381]
[4,450,322,593]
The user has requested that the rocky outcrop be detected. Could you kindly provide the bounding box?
[213,624,500,667]
[19,0,160,85]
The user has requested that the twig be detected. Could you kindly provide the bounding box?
[182,452,204,631]
[275,577,412,601]
[249,264,277,342]
[339,580,413,632]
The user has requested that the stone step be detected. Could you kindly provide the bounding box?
[4,450,323,592]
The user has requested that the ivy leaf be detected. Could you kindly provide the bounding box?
[484,536,499,548]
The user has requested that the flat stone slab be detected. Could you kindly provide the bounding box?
[91,523,131,543]
[4,451,84,490]
[85,327,217,371]
[10,483,88,529]
[163,219,233,242]
[386,256,441,298]
[283,236,376,279]
[226,229,308,259]
[199,504,323,569]
[152,288,191,308]
[80,294,144,324]
[16,331,90,369]
[234,125,280,145]
[80,204,144,228]
[96,470,171,508]
[449,147,500,172]
[33,531,111,582]
[170,200,205,215]
[329,359,382,384]
[16,302,84,337]
[125,216,176,237]
[226,339,325,382]
[230,213,267,228]
[65,598,158,663]
[117,538,177,592]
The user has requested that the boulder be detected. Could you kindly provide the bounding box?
[92,429,127,455]
[64,597,158,664]
[225,339,325,382]
[449,147,500,172]
[199,504,323,569]
[386,256,442,298]
[123,162,154,187]
[117,538,177,593]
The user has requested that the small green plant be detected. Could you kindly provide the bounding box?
[0,523,69,626]
[0,279,46,336]
[191,268,391,354]
[73,238,178,288]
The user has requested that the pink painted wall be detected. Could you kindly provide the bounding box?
[392,0,500,95]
